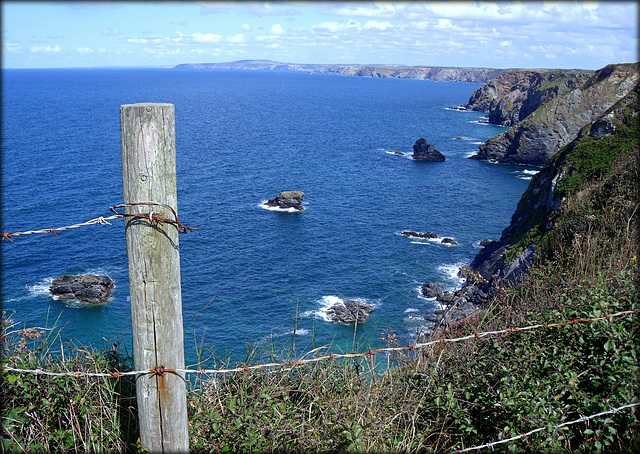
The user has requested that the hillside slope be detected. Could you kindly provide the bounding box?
[424,78,639,325]
[469,63,639,165]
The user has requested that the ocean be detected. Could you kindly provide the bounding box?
[1,68,536,368]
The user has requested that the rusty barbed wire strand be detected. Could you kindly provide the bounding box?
[1,309,635,379]
[1,202,196,242]
[109,202,197,234]
[450,402,640,453]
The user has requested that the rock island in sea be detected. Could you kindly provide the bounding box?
[263,191,305,211]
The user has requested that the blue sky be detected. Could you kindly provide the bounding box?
[2,1,638,69]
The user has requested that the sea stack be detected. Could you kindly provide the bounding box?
[49,274,115,304]
[412,138,446,161]
[265,191,305,211]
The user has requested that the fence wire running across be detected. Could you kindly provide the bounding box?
[1,202,196,242]
[450,403,640,453]
[2,309,636,379]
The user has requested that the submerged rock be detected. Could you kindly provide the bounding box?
[265,191,304,211]
[50,274,115,304]
[412,138,446,162]
[326,299,373,324]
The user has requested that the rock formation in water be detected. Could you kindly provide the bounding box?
[265,191,305,211]
[412,138,446,161]
[326,299,373,324]
[49,274,115,304]
[467,63,639,166]
[401,231,437,239]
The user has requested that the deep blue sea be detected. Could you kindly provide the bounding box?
[1,68,536,368]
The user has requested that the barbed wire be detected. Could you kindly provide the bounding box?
[450,402,640,453]
[1,214,122,242]
[1,202,197,242]
[2,309,635,379]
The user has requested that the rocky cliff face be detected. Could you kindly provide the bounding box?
[313,65,509,83]
[465,69,593,126]
[421,80,639,331]
[469,63,639,166]
[474,80,638,283]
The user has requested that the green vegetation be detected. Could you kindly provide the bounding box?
[559,107,639,196]
[505,90,638,264]
[1,314,139,453]
[2,103,638,452]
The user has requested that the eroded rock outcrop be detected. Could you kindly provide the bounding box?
[50,274,115,304]
[469,63,639,166]
[265,191,305,211]
[465,69,593,127]
[412,138,445,161]
[326,299,373,324]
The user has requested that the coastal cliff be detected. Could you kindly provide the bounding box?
[174,60,510,84]
[311,64,508,83]
[468,63,639,165]
[464,69,593,126]
[425,77,639,329]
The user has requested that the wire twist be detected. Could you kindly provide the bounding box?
[2,202,196,242]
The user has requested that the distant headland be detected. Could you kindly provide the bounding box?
[173,59,519,84]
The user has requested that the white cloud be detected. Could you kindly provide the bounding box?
[255,34,281,42]
[30,45,61,53]
[77,47,94,54]
[270,24,285,35]
[226,34,246,43]
[191,32,223,43]
[240,23,252,32]
[363,20,393,30]
[319,3,399,19]
[127,38,148,45]
[2,42,21,52]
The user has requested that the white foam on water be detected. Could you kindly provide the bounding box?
[416,285,438,302]
[472,141,484,145]
[518,175,533,181]
[468,120,490,125]
[410,240,434,246]
[410,236,457,247]
[309,295,377,323]
[464,151,479,158]
[523,169,539,175]
[437,263,467,288]
[308,295,343,322]
[259,201,301,213]
[404,307,420,313]
[286,328,309,336]
[26,277,55,298]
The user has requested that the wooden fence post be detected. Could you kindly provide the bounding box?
[120,103,189,452]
